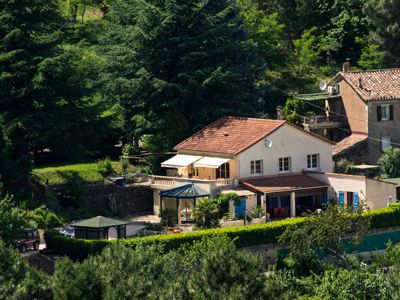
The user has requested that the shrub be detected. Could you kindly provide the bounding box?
[335,158,355,174]
[160,208,177,227]
[365,205,400,228]
[97,157,113,177]
[44,229,110,261]
[28,206,63,229]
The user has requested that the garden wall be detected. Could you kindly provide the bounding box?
[51,183,153,215]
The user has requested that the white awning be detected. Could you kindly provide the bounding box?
[193,156,230,169]
[161,154,202,168]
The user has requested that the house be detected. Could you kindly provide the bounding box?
[140,116,398,224]
[298,60,400,165]
[151,116,336,221]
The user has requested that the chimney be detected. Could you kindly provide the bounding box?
[276,105,283,120]
[342,58,351,73]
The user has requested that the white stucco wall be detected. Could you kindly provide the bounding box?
[308,172,367,205]
[237,124,333,178]
[308,172,397,210]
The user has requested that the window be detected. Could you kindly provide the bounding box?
[216,163,230,179]
[279,157,291,172]
[377,104,393,121]
[250,160,263,175]
[193,167,199,177]
[382,136,391,152]
[307,154,320,169]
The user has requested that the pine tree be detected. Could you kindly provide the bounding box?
[365,0,400,66]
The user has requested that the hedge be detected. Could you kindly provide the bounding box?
[45,205,400,260]
[45,217,308,260]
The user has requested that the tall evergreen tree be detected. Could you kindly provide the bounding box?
[100,0,261,150]
[0,0,63,195]
[0,0,118,195]
[365,0,400,66]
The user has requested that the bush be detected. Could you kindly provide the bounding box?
[45,205,400,260]
[44,229,110,261]
[28,206,64,229]
[335,158,355,174]
[365,205,400,228]
[97,157,113,177]
[160,208,177,227]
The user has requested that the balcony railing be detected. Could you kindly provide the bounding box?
[302,115,343,129]
[140,175,237,189]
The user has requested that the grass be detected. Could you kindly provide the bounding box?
[32,161,137,184]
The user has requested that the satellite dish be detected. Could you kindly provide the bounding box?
[319,80,327,91]
[264,139,272,148]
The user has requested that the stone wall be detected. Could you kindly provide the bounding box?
[333,140,369,164]
[52,183,154,215]
[367,101,400,164]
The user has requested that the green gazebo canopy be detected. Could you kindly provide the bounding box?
[71,216,129,228]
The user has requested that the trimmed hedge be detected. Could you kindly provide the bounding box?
[45,205,400,260]
[45,217,308,260]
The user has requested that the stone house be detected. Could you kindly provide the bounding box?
[299,60,400,165]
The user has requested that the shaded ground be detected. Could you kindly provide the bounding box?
[27,254,56,275]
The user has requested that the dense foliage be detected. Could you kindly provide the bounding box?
[378,147,400,178]
[1,0,399,200]
[5,229,400,299]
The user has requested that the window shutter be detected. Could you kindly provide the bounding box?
[390,105,394,120]
[338,191,344,206]
[377,105,382,121]
[353,192,359,212]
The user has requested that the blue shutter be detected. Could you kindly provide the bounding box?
[235,197,246,217]
[338,191,344,206]
[353,192,359,212]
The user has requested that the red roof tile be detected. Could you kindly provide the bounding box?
[332,68,400,102]
[332,133,368,156]
[174,116,332,155]
[240,173,328,194]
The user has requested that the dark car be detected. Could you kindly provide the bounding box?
[13,228,40,253]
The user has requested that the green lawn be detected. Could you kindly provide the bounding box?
[32,161,129,184]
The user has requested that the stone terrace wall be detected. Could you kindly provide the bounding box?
[52,183,154,215]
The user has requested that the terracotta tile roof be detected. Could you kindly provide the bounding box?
[332,68,400,102]
[174,116,333,155]
[332,133,368,156]
[240,173,328,194]
[174,117,285,155]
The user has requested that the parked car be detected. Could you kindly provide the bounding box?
[58,226,75,238]
[13,228,40,253]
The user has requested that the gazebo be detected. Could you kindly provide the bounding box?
[160,183,209,224]
[71,216,129,240]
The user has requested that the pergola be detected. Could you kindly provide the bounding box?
[160,183,209,224]
[71,216,129,240]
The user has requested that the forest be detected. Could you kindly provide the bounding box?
[1,0,400,198]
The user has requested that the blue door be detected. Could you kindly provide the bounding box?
[235,197,246,218]
[353,192,359,212]
[338,191,344,206]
